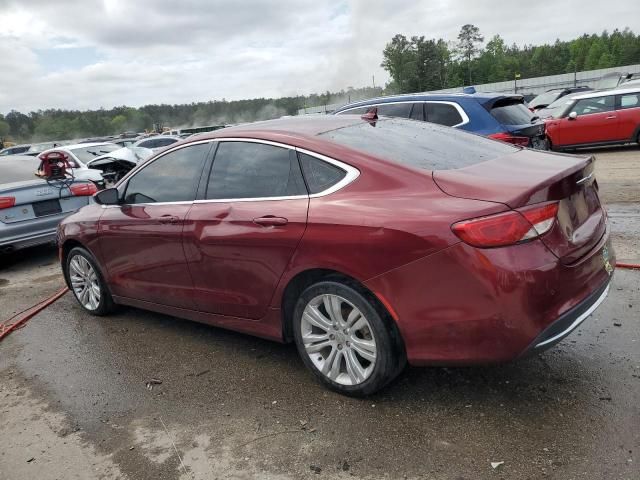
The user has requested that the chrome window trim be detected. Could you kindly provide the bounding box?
[335,100,470,128]
[294,147,360,198]
[117,137,360,206]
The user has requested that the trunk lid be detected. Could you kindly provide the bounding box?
[433,149,606,264]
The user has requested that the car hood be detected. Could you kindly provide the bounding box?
[85,146,153,168]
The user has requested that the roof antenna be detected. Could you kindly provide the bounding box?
[361,107,378,122]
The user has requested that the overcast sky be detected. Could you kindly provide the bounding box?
[1,0,639,113]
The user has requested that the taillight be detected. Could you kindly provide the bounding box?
[69,183,98,196]
[0,197,16,209]
[488,132,530,147]
[451,202,559,248]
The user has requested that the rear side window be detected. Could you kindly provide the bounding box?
[320,117,517,171]
[207,142,306,199]
[298,153,346,194]
[618,93,640,109]
[490,100,534,125]
[426,103,464,126]
[376,103,412,118]
[124,143,209,204]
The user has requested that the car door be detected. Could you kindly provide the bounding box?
[183,140,309,319]
[98,142,211,309]
[616,92,640,140]
[559,95,617,145]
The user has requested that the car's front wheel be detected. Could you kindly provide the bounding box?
[65,247,116,316]
[293,280,404,396]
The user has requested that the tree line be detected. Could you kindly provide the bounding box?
[0,87,382,143]
[382,26,640,93]
[1,27,639,143]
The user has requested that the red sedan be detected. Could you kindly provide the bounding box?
[544,86,640,150]
[58,115,614,396]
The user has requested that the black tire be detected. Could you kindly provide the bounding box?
[292,280,404,396]
[64,246,116,316]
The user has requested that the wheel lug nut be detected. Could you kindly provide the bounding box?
[344,329,349,335]
[337,344,343,350]
[333,324,338,330]
[330,334,335,340]
[346,341,351,347]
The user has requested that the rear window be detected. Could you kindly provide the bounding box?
[319,118,517,171]
[490,100,534,125]
[529,91,561,108]
[0,156,42,184]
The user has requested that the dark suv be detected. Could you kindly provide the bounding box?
[333,92,548,149]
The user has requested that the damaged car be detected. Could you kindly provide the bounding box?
[85,146,154,186]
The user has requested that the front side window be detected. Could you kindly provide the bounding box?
[376,102,412,118]
[124,143,209,204]
[572,96,615,115]
[206,142,306,199]
[426,103,464,126]
[618,93,640,109]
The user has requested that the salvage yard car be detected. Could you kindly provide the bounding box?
[0,155,98,253]
[58,115,614,396]
[544,86,640,150]
[333,92,549,149]
[39,142,120,188]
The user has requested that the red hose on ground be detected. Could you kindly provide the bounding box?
[0,287,69,341]
[618,263,640,270]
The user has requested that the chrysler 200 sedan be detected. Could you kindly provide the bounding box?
[58,115,614,396]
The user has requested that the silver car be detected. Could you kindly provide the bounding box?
[0,156,97,253]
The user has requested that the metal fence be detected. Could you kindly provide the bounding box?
[298,64,640,115]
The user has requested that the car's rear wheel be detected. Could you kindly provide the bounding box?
[65,247,115,316]
[293,280,403,396]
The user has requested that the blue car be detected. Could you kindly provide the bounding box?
[333,92,549,149]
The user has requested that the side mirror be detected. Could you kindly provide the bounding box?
[93,187,120,205]
[568,111,578,120]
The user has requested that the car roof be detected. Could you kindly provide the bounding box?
[137,135,182,141]
[54,142,114,150]
[572,86,640,100]
[195,115,368,142]
[335,92,522,111]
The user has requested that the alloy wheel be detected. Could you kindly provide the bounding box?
[69,254,101,311]
[300,294,377,386]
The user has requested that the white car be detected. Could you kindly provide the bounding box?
[85,146,154,186]
[132,135,181,152]
[38,142,121,187]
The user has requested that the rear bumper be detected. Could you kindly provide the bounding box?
[365,226,615,366]
[0,229,57,251]
[520,277,610,355]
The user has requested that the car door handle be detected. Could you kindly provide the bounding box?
[606,115,617,119]
[158,215,180,224]
[253,216,288,226]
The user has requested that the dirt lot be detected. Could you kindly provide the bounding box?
[1,146,639,480]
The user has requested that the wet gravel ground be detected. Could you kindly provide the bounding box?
[1,146,639,480]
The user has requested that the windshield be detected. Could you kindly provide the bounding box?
[529,91,561,108]
[319,117,518,171]
[70,144,120,163]
[548,98,576,119]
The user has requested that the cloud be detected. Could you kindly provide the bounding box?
[0,0,639,113]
